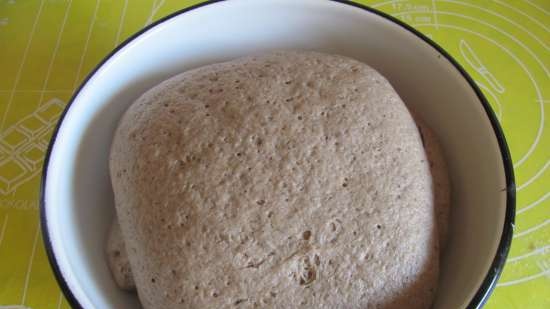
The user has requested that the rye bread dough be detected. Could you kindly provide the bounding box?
[109,51,439,309]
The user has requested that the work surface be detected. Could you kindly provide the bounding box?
[0,1,548,308]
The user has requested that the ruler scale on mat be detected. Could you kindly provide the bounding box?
[0,1,548,308]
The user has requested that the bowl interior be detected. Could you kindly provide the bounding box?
[43,0,510,308]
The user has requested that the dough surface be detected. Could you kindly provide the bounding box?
[106,120,451,290]
[110,51,439,309]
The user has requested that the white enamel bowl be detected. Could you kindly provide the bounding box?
[40,1,515,308]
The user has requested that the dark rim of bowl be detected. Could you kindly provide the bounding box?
[40,0,515,308]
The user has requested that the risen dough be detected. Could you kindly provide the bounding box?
[110,51,439,309]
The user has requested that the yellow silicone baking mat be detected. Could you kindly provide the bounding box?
[0,0,548,308]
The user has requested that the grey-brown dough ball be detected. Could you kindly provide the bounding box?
[110,51,439,309]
